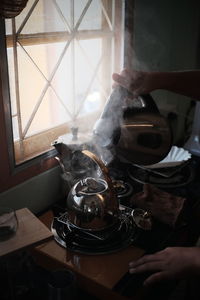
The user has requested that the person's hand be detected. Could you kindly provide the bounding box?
[129,247,200,286]
[112,69,155,97]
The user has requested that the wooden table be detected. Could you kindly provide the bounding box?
[0,208,53,258]
[32,210,145,300]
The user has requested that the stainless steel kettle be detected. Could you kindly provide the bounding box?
[66,150,119,231]
[93,86,172,166]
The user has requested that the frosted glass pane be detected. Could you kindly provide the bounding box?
[22,42,67,78]
[12,116,19,141]
[51,44,74,114]
[26,86,71,136]
[55,0,72,26]
[17,46,46,131]
[76,0,102,30]
[5,19,12,35]
[6,47,17,116]
[15,0,38,32]
[20,0,67,34]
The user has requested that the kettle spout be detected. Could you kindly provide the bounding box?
[52,139,73,157]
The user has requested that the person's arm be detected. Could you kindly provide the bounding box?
[152,70,200,99]
[129,247,200,286]
[112,69,200,100]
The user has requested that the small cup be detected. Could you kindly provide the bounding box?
[0,207,18,241]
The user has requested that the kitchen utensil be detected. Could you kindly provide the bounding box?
[93,86,172,165]
[145,146,191,169]
[66,150,119,231]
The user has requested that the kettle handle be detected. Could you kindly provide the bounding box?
[81,150,118,210]
[137,93,160,113]
[101,86,159,119]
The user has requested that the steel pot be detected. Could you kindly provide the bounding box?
[93,86,172,165]
[66,150,119,231]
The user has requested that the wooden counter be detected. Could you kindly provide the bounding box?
[32,210,145,300]
[0,208,53,258]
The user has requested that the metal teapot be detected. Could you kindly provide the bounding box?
[93,86,172,165]
[66,150,119,231]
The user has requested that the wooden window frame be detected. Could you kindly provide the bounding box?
[0,0,133,193]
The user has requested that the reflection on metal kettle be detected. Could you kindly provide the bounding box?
[93,86,172,165]
[66,150,119,231]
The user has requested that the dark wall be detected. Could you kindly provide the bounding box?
[130,0,200,144]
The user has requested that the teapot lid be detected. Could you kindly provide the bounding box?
[54,127,92,147]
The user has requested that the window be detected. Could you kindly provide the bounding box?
[6,0,124,163]
[0,0,127,192]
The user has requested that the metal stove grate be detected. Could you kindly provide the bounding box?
[51,205,137,255]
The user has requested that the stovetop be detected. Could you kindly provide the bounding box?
[51,155,200,256]
[113,156,200,298]
[52,205,137,255]
[49,155,200,299]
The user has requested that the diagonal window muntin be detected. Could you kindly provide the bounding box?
[12,0,95,137]
[5,0,124,164]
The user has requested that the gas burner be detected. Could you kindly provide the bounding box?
[127,163,194,188]
[112,180,133,198]
[51,206,137,255]
[108,159,130,180]
[109,167,127,180]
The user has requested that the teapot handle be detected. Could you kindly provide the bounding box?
[81,150,118,210]
[93,86,161,148]
[137,93,160,113]
[100,86,160,119]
